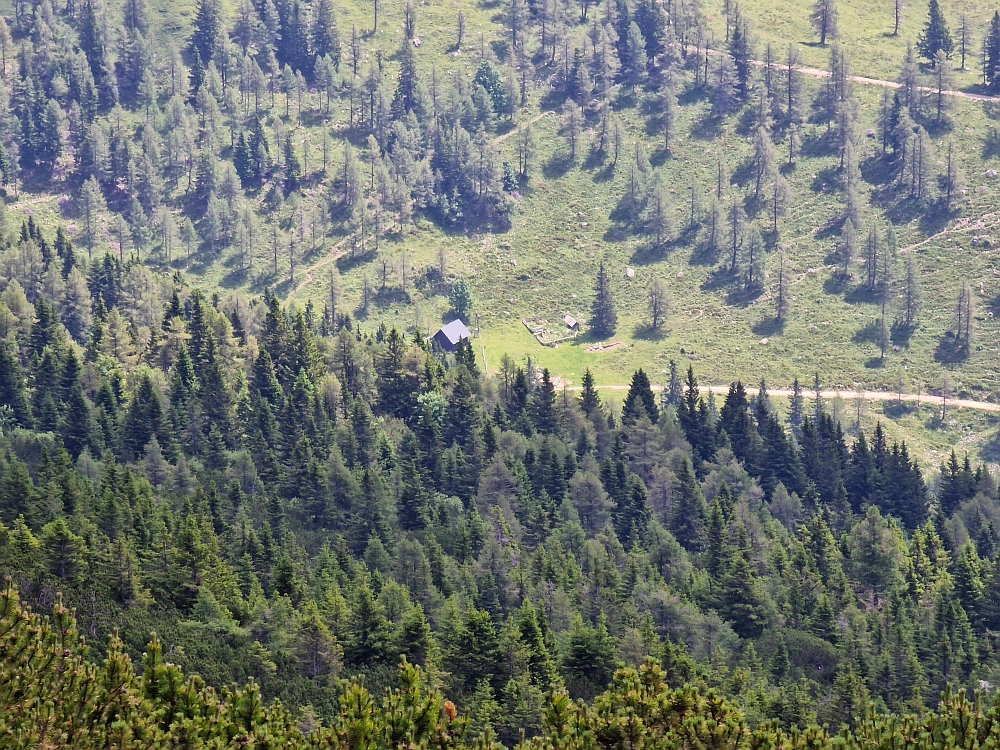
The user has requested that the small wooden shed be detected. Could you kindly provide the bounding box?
[564,315,580,332]
[433,319,472,352]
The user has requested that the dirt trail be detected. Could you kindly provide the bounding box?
[694,46,997,102]
[287,235,353,301]
[572,383,1000,412]
[10,193,65,212]
[493,111,555,145]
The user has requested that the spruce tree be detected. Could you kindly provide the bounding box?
[810,0,839,46]
[917,0,953,63]
[580,369,601,416]
[986,12,1000,89]
[0,344,33,427]
[718,523,769,637]
[191,0,222,64]
[590,261,617,337]
[670,457,707,551]
[621,369,658,425]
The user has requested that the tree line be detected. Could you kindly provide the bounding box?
[1,226,1000,735]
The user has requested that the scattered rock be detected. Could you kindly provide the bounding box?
[580,222,588,227]
[760,338,769,345]
[987,169,998,178]
[866,129,876,138]
[625,267,635,278]
[677,271,684,279]
[518,274,531,281]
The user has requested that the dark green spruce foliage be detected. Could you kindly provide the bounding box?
[918,0,954,62]
[9,585,1000,748]
[0,287,993,740]
[590,261,618,338]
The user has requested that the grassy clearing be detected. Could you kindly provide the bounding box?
[703,0,999,86]
[4,0,999,461]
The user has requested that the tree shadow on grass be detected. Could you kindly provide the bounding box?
[864,356,887,369]
[809,166,840,194]
[881,401,911,420]
[751,315,785,337]
[583,147,607,172]
[917,198,955,235]
[373,287,412,309]
[631,238,681,265]
[980,430,1000,462]
[891,321,916,347]
[800,130,837,159]
[220,267,251,290]
[860,155,896,187]
[843,285,881,305]
[702,265,739,291]
[336,248,377,271]
[983,127,1000,160]
[852,319,881,345]
[726,284,764,307]
[884,196,929,226]
[822,273,850,295]
[815,214,846,241]
[633,323,669,341]
[731,157,755,188]
[630,242,661,265]
[934,332,971,364]
[543,152,575,179]
[689,114,724,141]
[649,146,673,167]
[690,240,722,266]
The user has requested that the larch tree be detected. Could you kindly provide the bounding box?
[728,199,746,273]
[954,280,975,351]
[771,172,791,232]
[841,218,857,279]
[931,50,955,124]
[646,176,672,248]
[648,276,669,331]
[900,250,922,330]
[562,100,584,161]
[810,0,839,46]
[753,127,776,198]
[943,139,965,212]
[78,177,106,258]
[785,45,804,125]
[661,78,678,153]
[958,14,969,69]
[776,249,790,322]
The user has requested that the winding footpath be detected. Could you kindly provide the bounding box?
[695,46,997,102]
[492,110,555,144]
[575,383,1000,413]
[288,234,353,300]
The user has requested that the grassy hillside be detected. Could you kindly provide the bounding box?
[3,0,1000,466]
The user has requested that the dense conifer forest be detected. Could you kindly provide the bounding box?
[3,0,1000,736]
[1,273,1000,740]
